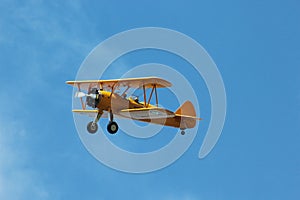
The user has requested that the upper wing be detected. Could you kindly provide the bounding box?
[66,77,172,91]
[118,107,175,119]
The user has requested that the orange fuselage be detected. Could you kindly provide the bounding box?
[97,91,185,128]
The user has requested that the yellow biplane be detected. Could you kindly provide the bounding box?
[66,77,201,135]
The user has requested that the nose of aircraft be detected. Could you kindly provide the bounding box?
[86,88,101,108]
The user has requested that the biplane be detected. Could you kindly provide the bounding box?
[66,77,201,135]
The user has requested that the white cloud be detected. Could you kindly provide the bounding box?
[0,0,96,76]
[0,118,52,200]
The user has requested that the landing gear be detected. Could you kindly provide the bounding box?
[85,109,119,134]
[87,121,98,134]
[107,110,118,134]
[180,128,186,135]
[86,110,102,134]
[107,121,118,134]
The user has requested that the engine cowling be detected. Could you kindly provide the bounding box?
[86,88,101,108]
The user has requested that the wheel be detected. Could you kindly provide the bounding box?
[181,130,185,135]
[87,121,98,134]
[107,121,118,134]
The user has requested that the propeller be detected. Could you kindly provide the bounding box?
[75,91,97,99]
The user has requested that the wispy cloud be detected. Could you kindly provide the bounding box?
[0,117,54,200]
[0,0,101,107]
[0,0,98,82]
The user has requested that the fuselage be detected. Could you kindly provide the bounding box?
[92,90,187,129]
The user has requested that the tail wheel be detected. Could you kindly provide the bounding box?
[107,121,118,134]
[87,121,98,134]
[180,128,186,135]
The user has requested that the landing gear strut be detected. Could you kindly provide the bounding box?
[86,110,119,134]
[107,110,118,134]
[87,110,102,134]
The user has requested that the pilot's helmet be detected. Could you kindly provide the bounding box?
[133,96,139,103]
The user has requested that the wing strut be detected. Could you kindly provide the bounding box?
[121,86,130,97]
[154,84,158,107]
[147,84,156,107]
[98,82,103,90]
[143,85,147,106]
[110,83,116,97]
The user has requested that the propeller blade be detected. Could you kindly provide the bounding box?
[74,92,97,99]
[88,94,97,99]
[75,91,87,98]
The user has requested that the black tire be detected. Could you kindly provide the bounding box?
[87,121,98,134]
[107,121,118,134]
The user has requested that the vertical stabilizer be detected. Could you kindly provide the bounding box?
[175,101,196,117]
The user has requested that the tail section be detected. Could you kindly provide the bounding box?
[175,101,201,129]
[175,101,196,117]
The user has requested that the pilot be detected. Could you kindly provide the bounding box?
[133,96,139,103]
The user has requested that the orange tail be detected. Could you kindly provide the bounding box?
[175,101,196,117]
[175,101,200,129]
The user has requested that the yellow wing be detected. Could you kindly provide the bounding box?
[72,108,173,120]
[119,107,175,119]
[72,110,108,118]
[66,76,172,91]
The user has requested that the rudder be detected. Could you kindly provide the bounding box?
[175,101,196,117]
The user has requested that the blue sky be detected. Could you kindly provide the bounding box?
[0,0,299,199]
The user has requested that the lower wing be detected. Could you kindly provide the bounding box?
[72,109,108,118]
[118,107,175,119]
